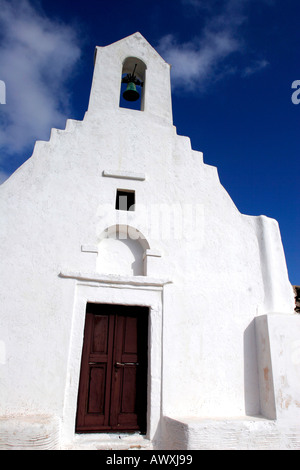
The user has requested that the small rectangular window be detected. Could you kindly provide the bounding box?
[115,189,135,211]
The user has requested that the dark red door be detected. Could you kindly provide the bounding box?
[75,303,148,433]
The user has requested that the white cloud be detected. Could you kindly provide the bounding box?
[158,31,239,92]
[242,59,269,77]
[157,0,270,93]
[0,0,81,156]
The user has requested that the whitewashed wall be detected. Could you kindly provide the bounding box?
[0,33,298,450]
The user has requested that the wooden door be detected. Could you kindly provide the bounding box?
[75,303,148,433]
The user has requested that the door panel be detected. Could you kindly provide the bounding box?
[122,368,137,413]
[92,315,109,354]
[76,309,114,431]
[110,314,140,429]
[76,304,148,433]
[87,365,106,414]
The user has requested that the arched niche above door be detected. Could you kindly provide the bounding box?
[96,225,150,276]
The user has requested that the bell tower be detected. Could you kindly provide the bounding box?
[86,32,173,124]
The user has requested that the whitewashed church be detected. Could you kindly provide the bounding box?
[0,33,299,450]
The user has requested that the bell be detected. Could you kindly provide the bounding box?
[123,82,140,102]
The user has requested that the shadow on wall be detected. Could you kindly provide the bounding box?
[244,320,261,416]
[96,236,145,276]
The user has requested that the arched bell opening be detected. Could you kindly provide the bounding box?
[119,57,146,111]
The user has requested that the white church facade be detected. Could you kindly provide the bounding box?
[0,33,299,450]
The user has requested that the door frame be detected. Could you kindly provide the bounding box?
[61,273,170,446]
[75,303,149,433]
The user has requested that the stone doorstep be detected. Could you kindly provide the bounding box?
[0,416,152,450]
[66,433,153,450]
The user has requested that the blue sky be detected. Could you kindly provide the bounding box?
[0,0,299,285]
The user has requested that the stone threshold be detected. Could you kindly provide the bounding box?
[65,432,153,450]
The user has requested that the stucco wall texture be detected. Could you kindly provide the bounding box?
[0,33,299,450]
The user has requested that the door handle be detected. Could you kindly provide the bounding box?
[115,362,139,367]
